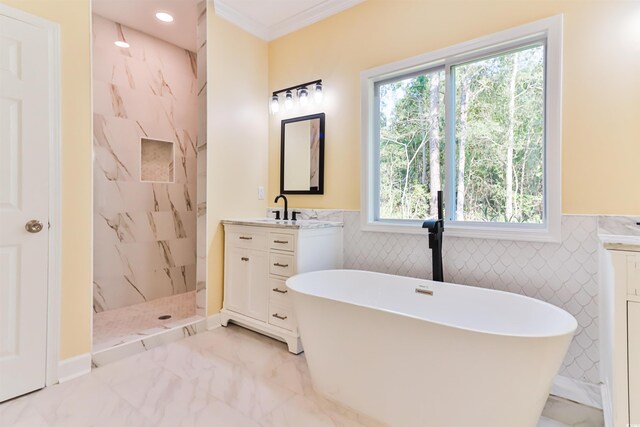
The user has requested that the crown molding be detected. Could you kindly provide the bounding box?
[214,0,271,40]
[214,0,365,41]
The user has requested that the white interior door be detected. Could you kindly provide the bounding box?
[0,11,51,402]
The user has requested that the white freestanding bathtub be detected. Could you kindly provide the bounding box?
[286,270,577,427]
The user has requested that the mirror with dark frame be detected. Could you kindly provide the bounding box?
[280,113,325,195]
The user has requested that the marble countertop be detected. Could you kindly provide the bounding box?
[598,216,640,246]
[222,218,343,230]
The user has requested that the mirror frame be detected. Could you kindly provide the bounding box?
[280,112,325,195]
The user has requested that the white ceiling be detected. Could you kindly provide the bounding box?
[215,0,366,41]
[92,0,200,51]
[91,0,365,50]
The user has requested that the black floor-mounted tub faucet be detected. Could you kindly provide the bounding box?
[422,190,444,282]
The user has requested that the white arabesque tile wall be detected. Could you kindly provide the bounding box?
[337,211,599,385]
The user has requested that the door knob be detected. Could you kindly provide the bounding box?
[25,220,44,233]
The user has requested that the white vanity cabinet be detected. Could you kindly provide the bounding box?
[220,220,343,353]
[600,245,640,427]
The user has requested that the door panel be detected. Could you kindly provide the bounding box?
[0,98,20,209]
[0,12,50,402]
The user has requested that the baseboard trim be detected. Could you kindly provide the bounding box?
[551,375,602,409]
[57,353,91,383]
[207,313,221,330]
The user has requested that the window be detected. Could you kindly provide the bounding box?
[361,16,562,241]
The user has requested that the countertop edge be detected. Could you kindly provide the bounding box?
[221,219,344,230]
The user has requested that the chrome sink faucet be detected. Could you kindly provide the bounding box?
[274,194,289,220]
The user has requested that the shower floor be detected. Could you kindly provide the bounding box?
[93,291,196,350]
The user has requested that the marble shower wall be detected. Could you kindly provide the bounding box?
[92,15,198,312]
[195,2,207,317]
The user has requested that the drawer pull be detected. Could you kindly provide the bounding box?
[241,257,249,262]
[273,262,289,268]
[273,240,289,244]
[239,236,253,240]
[272,313,288,320]
[272,288,288,294]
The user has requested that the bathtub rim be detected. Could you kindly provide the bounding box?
[286,269,578,340]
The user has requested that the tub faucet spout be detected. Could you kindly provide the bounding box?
[422,191,444,282]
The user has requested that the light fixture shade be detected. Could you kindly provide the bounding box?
[314,82,323,103]
[270,94,280,114]
[114,40,130,48]
[284,90,294,111]
[155,12,174,22]
[298,87,309,106]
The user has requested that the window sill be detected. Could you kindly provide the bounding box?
[360,219,561,243]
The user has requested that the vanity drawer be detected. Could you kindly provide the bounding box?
[629,254,640,296]
[270,253,295,277]
[269,278,290,305]
[269,301,295,331]
[269,232,295,252]
[227,229,267,250]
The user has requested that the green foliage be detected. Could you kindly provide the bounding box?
[379,72,445,219]
[378,44,544,224]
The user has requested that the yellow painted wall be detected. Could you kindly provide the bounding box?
[207,13,269,313]
[2,0,636,362]
[0,1,268,359]
[268,0,640,215]
[1,0,93,359]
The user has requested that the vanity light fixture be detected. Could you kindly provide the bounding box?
[114,40,130,48]
[314,81,323,103]
[298,86,309,106]
[155,11,174,22]
[284,90,294,111]
[270,94,280,114]
[269,79,323,115]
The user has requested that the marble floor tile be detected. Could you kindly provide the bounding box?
[260,393,385,427]
[192,356,294,419]
[0,399,49,427]
[541,395,605,427]
[1,324,605,427]
[537,416,571,427]
[93,291,195,347]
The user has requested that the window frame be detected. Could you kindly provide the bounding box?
[360,15,563,242]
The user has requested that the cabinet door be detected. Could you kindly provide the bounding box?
[630,302,640,424]
[245,249,269,322]
[225,246,250,315]
[225,247,268,322]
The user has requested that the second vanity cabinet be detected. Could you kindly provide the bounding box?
[220,220,343,353]
[600,244,640,426]
[630,301,639,422]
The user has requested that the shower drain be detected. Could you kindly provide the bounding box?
[158,315,172,320]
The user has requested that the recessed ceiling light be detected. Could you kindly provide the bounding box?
[155,11,174,23]
[114,40,130,48]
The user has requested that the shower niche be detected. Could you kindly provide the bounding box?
[141,138,174,183]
